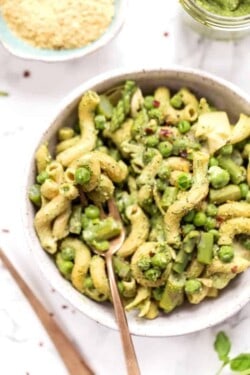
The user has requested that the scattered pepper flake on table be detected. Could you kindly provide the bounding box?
[23,70,31,78]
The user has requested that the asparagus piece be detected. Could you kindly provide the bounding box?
[218,156,245,185]
[113,256,131,280]
[82,217,122,245]
[209,185,241,204]
[173,249,190,274]
[159,273,185,313]
[161,187,178,209]
[197,232,214,265]
[110,81,136,131]
[182,230,200,254]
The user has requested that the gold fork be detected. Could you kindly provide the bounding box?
[93,198,141,375]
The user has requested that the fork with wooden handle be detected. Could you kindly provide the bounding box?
[92,198,141,375]
[0,248,93,375]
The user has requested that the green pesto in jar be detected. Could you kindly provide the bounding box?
[194,0,250,17]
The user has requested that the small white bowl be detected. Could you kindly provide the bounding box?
[0,0,127,62]
[22,67,250,337]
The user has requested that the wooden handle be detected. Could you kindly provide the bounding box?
[106,254,141,375]
[0,249,93,375]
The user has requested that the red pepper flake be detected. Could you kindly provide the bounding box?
[231,266,238,273]
[216,216,224,225]
[145,127,154,135]
[163,31,169,37]
[153,100,160,108]
[160,128,172,138]
[62,305,68,309]
[23,70,31,78]
[1,228,10,233]
[26,372,30,375]
[38,341,44,347]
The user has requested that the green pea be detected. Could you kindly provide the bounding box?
[151,253,169,270]
[36,171,49,184]
[204,217,217,231]
[84,277,94,289]
[183,210,196,223]
[182,224,195,235]
[219,144,233,155]
[137,257,151,271]
[75,166,91,185]
[206,204,218,217]
[209,157,219,167]
[94,115,106,130]
[170,94,183,109]
[158,141,173,157]
[85,205,100,219]
[61,246,75,261]
[218,245,234,263]
[178,120,191,134]
[145,135,159,147]
[239,183,249,199]
[56,254,73,278]
[177,173,192,191]
[28,184,41,207]
[144,268,161,281]
[193,211,207,227]
[185,279,202,294]
[144,96,155,110]
[208,166,230,189]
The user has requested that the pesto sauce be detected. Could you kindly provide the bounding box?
[195,0,250,17]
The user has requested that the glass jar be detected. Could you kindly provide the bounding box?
[179,0,250,40]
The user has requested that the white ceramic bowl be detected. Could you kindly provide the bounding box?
[23,67,250,337]
[0,0,127,62]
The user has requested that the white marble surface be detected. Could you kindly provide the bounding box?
[0,1,250,374]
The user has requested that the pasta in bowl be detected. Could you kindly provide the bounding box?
[24,68,250,336]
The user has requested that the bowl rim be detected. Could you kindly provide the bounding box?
[0,0,127,62]
[21,66,250,337]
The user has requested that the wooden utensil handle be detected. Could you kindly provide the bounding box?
[106,256,141,375]
[0,249,93,375]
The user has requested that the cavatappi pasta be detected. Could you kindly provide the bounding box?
[29,81,250,319]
